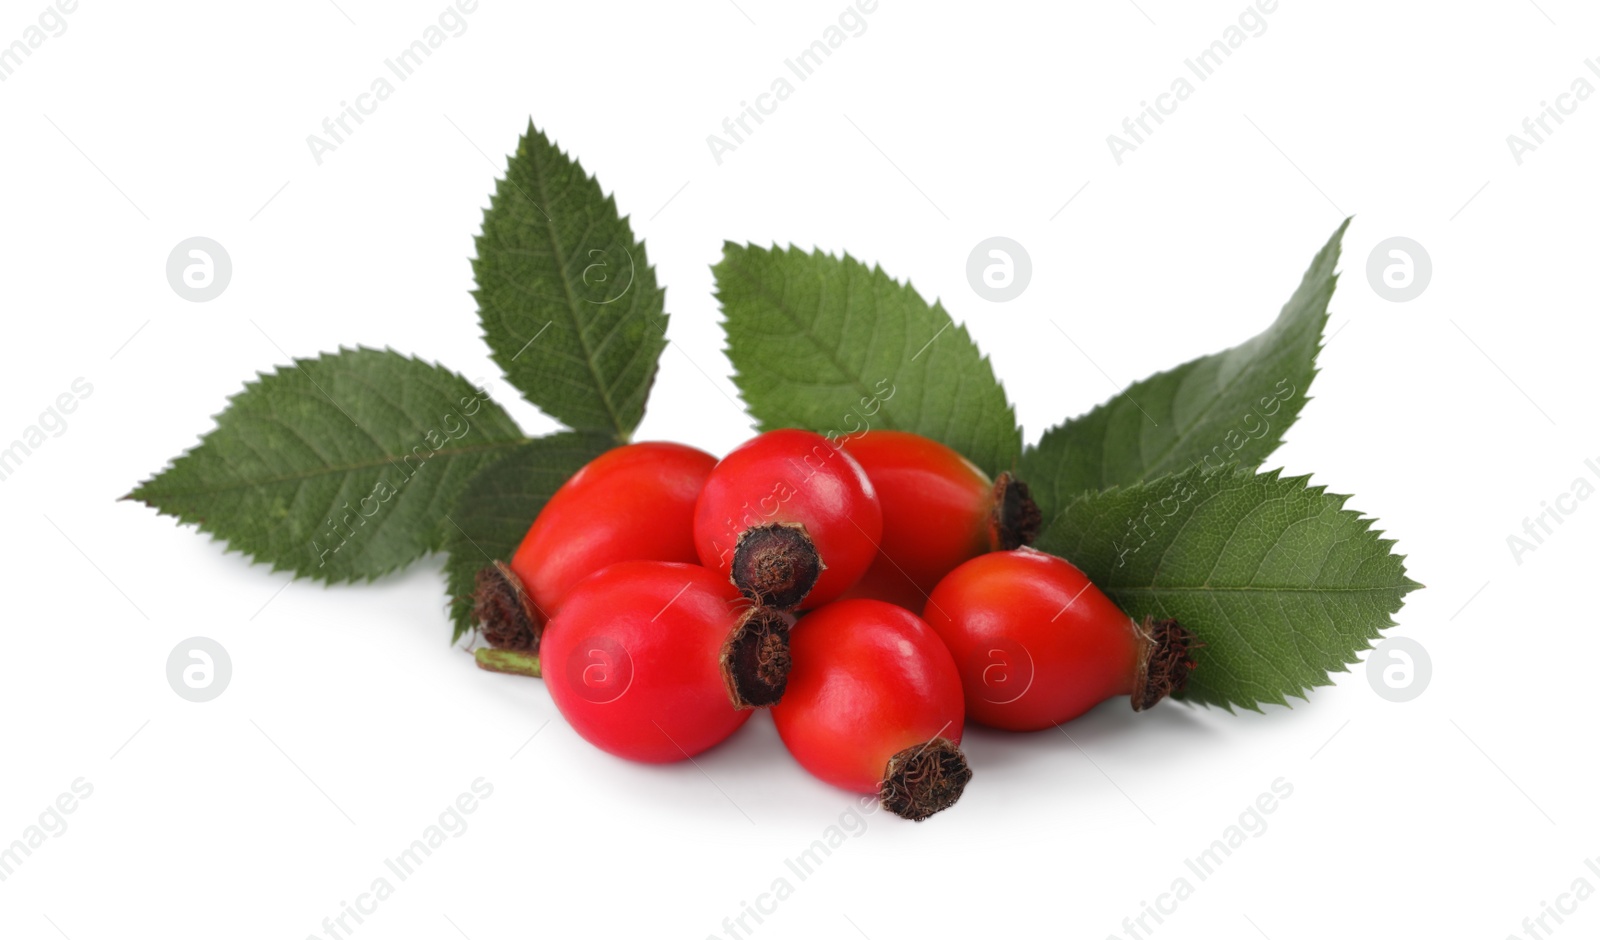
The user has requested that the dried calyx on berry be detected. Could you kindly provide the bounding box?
[834,431,1042,610]
[1132,617,1197,712]
[772,599,972,821]
[528,561,790,762]
[719,606,793,708]
[474,441,718,654]
[473,559,794,713]
[473,560,542,651]
[989,471,1042,550]
[729,523,825,609]
[923,548,1200,731]
[879,737,974,822]
[693,429,884,612]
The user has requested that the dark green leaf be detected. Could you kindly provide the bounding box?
[716,244,1021,476]
[1035,464,1419,710]
[473,121,667,439]
[127,347,526,583]
[1021,220,1349,517]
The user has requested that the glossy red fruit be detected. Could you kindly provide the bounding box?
[772,599,971,820]
[922,548,1195,731]
[693,429,882,610]
[474,442,715,650]
[838,430,1040,609]
[540,561,790,763]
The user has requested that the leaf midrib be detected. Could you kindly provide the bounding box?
[1125,304,1321,483]
[729,251,902,431]
[133,437,531,499]
[1107,584,1407,595]
[526,145,627,438]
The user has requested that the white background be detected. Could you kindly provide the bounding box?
[1,1,1595,938]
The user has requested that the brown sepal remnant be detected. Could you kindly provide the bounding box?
[730,523,824,610]
[1132,617,1198,711]
[878,737,973,821]
[472,560,542,652]
[720,606,792,709]
[990,472,1043,551]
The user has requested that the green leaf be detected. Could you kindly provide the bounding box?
[716,244,1021,476]
[1020,219,1350,517]
[473,121,668,439]
[440,432,614,642]
[1035,465,1419,710]
[126,347,527,583]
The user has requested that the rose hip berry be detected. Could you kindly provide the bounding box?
[536,561,790,763]
[838,430,1041,609]
[693,429,882,610]
[923,548,1196,731]
[474,441,715,651]
[772,599,972,821]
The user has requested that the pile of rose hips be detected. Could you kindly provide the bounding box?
[471,429,1194,821]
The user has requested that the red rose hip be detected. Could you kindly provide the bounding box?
[772,599,971,820]
[538,561,790,763]
[474,441,715,651]
[838,430,1040,609]
[693,429,882,610]
[923,548,1195,731]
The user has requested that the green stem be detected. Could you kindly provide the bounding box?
[475,648,542,678]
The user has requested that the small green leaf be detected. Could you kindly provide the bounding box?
[1021,220,1349,517]
[441,432,613,642]
[473,121,668,439]
[127,347,526,583]
[1035,465,1419,710]
[716,244,1021,476]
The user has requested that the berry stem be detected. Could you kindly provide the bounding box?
[475,647,542,678]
